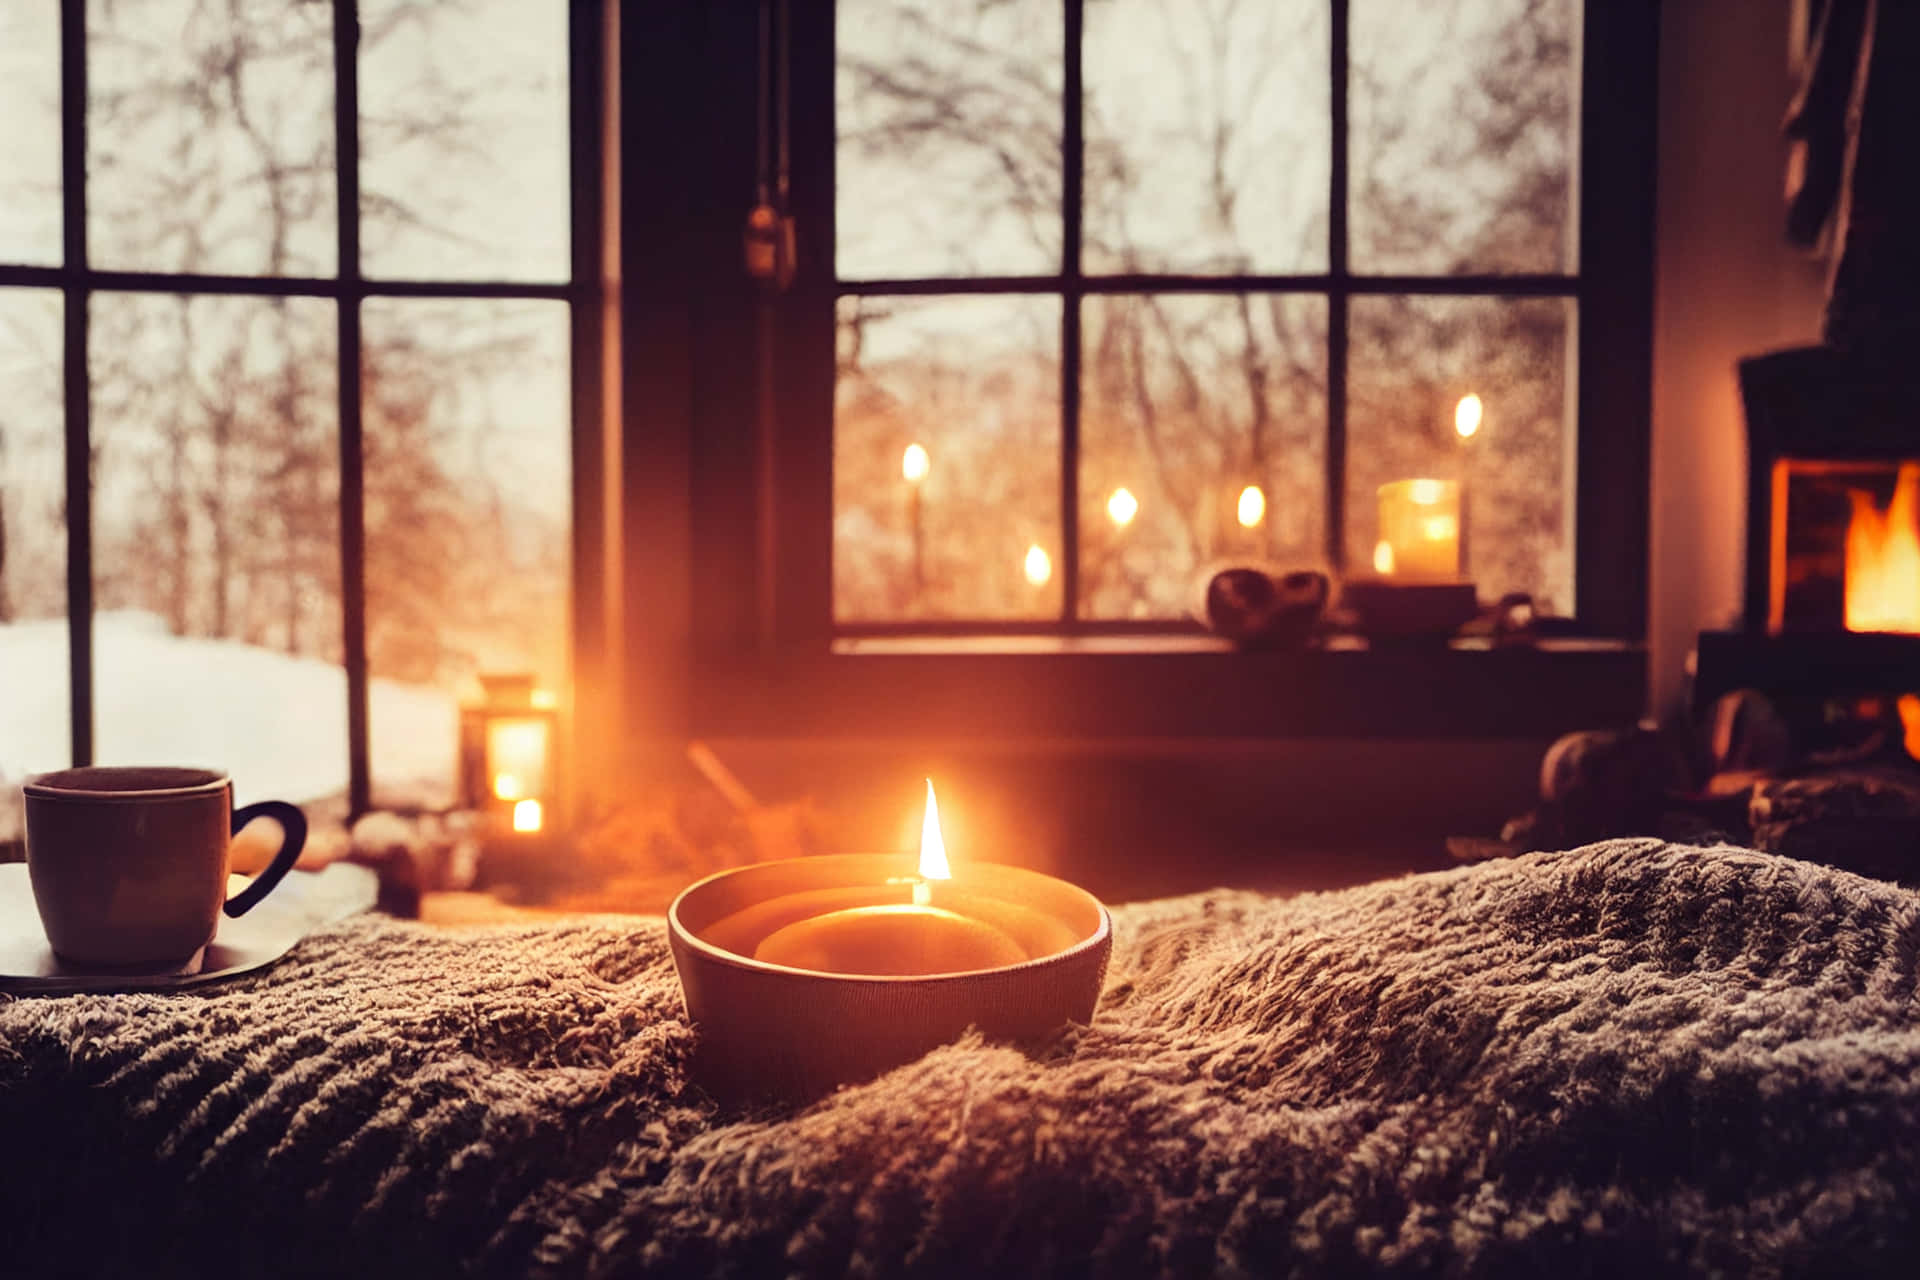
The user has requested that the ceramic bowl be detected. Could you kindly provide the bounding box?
[668,853,1112,1103]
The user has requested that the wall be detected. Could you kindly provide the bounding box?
[1649,0,1826,720]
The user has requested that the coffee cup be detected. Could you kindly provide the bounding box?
[23,767,308,971]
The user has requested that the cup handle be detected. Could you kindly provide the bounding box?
[223,801,309,918]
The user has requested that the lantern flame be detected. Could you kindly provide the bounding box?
[1455,393,1483,440]
[902,442,930,484]
[1024,544,1052,586]
[1107,486,1139,526]
[512,799,543,833]
[1237,485,1266,528]
[1845,463,1920,635]
[918,779,950,882]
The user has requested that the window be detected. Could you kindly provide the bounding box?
[0,1,607,812]
[674,0,1652,739]
[830,0,1602,630]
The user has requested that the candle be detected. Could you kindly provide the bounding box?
[755,904,1027,975]
[1375,478,1461,580]
[704,781,1050,976]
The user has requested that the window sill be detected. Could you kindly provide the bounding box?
[692,636,1645,741]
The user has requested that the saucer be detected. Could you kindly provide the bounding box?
[0,862,377,995]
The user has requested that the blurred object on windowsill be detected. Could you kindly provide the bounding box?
[1333,578,1480,645]
[1196,566,1330,649]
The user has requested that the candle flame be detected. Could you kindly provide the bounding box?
[902,442,930,484]
[1024,544,1052,586]
[512,799,543,833]
[918,779,951,881]
[1107,486,1139,526]
[1455,393,1483,440]
[493,771,523,801]
[1237,484,1266,528]
[1373,539,1395,575]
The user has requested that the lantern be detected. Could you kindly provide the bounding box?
[459,673,562,836]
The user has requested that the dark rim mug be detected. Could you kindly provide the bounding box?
[22,767,308,967]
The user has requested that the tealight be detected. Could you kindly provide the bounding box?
[667,783,1111,1101]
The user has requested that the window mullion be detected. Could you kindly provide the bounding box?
[59,0,93,767]
[1060,0,1084,625]
[1326,0,1350,577]
[333,0,371,819]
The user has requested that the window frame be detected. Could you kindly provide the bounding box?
[666,0,1657,743]
[0,0,615,817]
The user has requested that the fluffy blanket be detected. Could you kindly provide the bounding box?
[2,839,1918,1278]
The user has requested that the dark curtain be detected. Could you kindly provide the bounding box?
[1784,0,1920,352]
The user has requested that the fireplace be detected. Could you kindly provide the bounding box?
[1692,344,1920,766]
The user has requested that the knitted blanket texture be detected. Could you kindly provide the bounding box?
[2,839,1918,1278]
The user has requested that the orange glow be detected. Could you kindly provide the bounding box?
[1237,485,1266,528]
[918,779,951,882]
[1454,393,1483,440]
[1901,695,1920,761]
[530,688,559,710]
[1024,544,1052,586]
[512,799,543,833]
[493,772,523,801]
[1845,462,1920,634]
[1107,486,1139,526]
[1373,539,1395,574]
[902,442,930,484]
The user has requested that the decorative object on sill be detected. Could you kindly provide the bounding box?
[1375,477,1464,581]
[1334,577,1479,645]
[458,671,562,840]
[667,780,1111,1102]
[1197,565,1330,649]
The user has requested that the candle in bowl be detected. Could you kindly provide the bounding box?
[667,781,1111,1101]
[1376,477,1461,580]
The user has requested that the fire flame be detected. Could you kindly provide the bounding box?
[1845,462,1920,635]
[918,779,950,881]
[902,442,930,484]
[1900,694,1920,762]
[512,799,543,833]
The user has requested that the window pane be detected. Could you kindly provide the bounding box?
[1346,296,1576,614]
[89,294,342,806]
[835,295,1062,621]
[361,299,570,808]
[1081,294,1328,619]
[1349,0,1580,276]
[837,0,1063,279]
[0,4,63,266]
[359,0,570,283]
[87,0,336,276]
[0,290,70,776]
[1084,0,1329,275]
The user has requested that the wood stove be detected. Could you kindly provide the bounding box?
[1693,343,1920,767]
